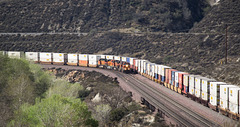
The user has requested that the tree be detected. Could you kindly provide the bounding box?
[9,95,98,127]
[94,104,111,126]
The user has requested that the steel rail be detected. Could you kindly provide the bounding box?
[115,71,219,127]
[114,72,199,127]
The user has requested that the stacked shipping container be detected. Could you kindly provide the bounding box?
[89,55,101,67]
[7,51,23,59]
[220,85,238,111]
[178,72,189,94]
[39,52,52,64]
[67,54,78,66]
[79,54,89,66]
[209,82,226,107]
[200,78,216,101]
[53,53,65,65]
[25,52,39,62]
[229,87,240,114]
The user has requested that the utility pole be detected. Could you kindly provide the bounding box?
[225,24,228,64]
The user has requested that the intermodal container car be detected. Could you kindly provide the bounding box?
[106,55,114,60]
[7,51,23,59]
[100,55,106,59]
[209,82,226,97]
[220,85,238,110]
[183,74,190,86]
[229,87,240,114]
[39,52,52,64]
[53,53,65,65]
[79,54,89,67]
[201,77,216,93]
[89,55,101,67]
[161,66,171,83]
[67,54,78,66]
[179,72,189,89]
[25,52,39,63]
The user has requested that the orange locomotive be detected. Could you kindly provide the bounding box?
[98,58,130,73]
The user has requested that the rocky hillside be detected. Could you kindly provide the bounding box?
[0,0,239,86]
[0,0,209,32]
[47,68,168,127]
[190,0,240,34]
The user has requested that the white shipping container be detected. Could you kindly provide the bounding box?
[151,64,155,76]
[220,85,238,100]
[201,91,209,101]
[89,61,98,65]
[195,76,203,91]
[7,51,21,59]
[154,64,158,74]
[220,98,228,109]
[89,55,101,61]
[138,60,141,72]
[201,77,216,93]
[157,65,162,75]
[79,54,88,61]
[195,89,201,98]
[175,72,180,87]
[53,53,64,63]
[40,52,52,62]
[183,74,190,86]
[143,60,148,74]
[189,75,197,88]
[189,86,195,95]
[130,58,134,65]
[210,95,220,106]
[106,55,114,60]
[210,82,226,97]
[100,55,106,59]
[114,56,121,61]
[229,87,240,104]
[147,63,151,75]
[25,52,38,61]
[140,60,144,73]
[68,54,78,64]
[229,102,239,114]
[122,57,127,62]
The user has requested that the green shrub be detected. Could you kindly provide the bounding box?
[9,95,98,127]
[109,107,127,122]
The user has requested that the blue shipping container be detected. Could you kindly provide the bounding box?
[155,74,158,79]
[126,57,130,63]
[161,76,165,82]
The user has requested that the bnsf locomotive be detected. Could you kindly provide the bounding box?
[1,51,240,120]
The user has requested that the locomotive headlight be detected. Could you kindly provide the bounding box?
[126,65,129,67]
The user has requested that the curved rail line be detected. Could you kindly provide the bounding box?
[41,65,224,126]
[114,71,219,127]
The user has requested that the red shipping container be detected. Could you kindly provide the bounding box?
[159,75,162,83]
[168,69,177,84]
[133,59,136,70]
[165,68,170,83]
[178,72,189,89]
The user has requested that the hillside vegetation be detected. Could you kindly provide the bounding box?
[0,54,97,127]
[0,0,209,32]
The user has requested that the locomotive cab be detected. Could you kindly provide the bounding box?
[98,59,108,68]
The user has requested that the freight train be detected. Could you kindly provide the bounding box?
[1,51,240,120]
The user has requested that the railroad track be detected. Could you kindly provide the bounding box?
[41,65,223,126]
[114,71,220,127]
